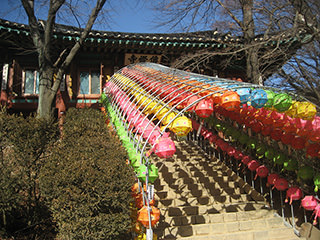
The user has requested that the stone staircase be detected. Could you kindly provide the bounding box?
[151,140,304,240]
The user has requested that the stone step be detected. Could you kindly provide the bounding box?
[157,209,277,227]
[158,202,269,217]
[155,192,254,205]
[154,220,302,240]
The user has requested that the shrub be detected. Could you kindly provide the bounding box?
[40,108,135,240]
[0,109,59,238]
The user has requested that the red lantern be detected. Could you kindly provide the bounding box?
[241,155,252,165]
[248,160,260,171]
[186,95,199,111]
[138,206,160,227]
[290,136,306,150]
[233,149,244,160]
[282,115,296,133]
[195,98,214,118]
[227,145,236,157]
[285,187,303,204]
[306,116,320,142]
[270,128,283,141]
[271,111,286,128]
[254,165,269,179]
[306,143,320,158]
[301,196,318,211]
[261,125,272,136]
[274,178,288,191]
[267,173,280,187]
[280,132,295,145]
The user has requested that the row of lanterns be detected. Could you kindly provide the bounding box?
[101,97,160,239]
[192,116,320,224]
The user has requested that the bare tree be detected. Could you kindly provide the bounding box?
[21,0,107,119]
[152,0,312,84]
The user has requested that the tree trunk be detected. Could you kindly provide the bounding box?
[241,0,261,84]
[37,68,55,119]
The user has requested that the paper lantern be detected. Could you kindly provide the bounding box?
[264,148,276,160]
[235,87,251,104]
[219,91,241,111]
[138,206,160,227]
[313,205,320,225]
[285,187,303,204]
[274,178,289,191]
[270,128,283,141]
[283,158,298,171]
[241,155,252,165]
[307,143,320,158]
[227,145,236,157]
[154,136,176,158]
[249,89,268,108]
[273,93,292,112]
[271,111,286,128]
[295,101,317,120]
[297,166,314,181]
[273,152,287,165]
[282,115,296,133]
[290,136,306,150]
[306,117,320,142]
[135,233,158,240]
[280,132,295,145]
[264,90,276,108]
[255,165,269,179]
[248,160,260,171]
[186,95,199,111]
[314,174,320,192]
[295,118,311,137]
[195,98,214,118]
[261,125,272,136]
[171,116,192,136]
[301,196,318,211]
[267,173,280,187]
[233,149,244,160]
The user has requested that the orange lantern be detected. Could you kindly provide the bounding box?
[138,206,160,228]
[219,91,240,111]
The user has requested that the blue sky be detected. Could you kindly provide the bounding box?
[0,0,166,33]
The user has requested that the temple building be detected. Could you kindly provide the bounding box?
[0,19,303,116]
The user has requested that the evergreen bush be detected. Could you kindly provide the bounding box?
[40,108,134,240]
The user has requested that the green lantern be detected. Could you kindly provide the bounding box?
[283,158,298,171]
[273,152,287,165]
[238,134,249,145]
[246,138,257,150]
[297,166,314,181]
[131,160,141,170]
[137,164,159,183]
[264,90,275,108]
[264,148,276,160]
[273,93,292,112]
[148,164,159,184]
[314,174,320,192]
[256,144,267,158]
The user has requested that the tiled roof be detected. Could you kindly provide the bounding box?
[0,18,307,50]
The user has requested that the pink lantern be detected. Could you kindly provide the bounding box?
[301,196,318,211]
[267,173,280,187]
[285,187,303,204]
[248,160,260,171]
[254,165,269,180]
[195,98,214,118]
[313,205,320,225]
[273,178,289,191]
[154,135,176,158]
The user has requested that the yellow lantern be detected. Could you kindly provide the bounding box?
[170,116,193,136]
